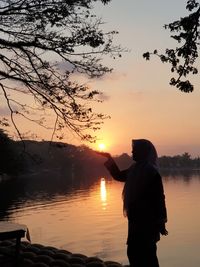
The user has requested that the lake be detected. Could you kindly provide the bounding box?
[0,170,200,267]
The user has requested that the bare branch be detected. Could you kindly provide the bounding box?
[0,82,25,150]
[0,0,122,142]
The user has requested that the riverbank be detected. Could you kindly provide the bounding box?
[0,240,127,267]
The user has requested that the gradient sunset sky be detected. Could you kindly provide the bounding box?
[88,0,200,157]
[1,0,200,157]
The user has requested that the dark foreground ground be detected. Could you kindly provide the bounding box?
[0,240,128,267]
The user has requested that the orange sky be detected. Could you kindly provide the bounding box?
[88,0,200,157]
[1,0,200,157]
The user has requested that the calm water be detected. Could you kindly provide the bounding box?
[1,171,200,267]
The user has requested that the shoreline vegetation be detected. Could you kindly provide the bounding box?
[1,138,200,179]
[1,138,200,178]
[0,240,127,267]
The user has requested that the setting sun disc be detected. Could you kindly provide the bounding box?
[98,143,106,151]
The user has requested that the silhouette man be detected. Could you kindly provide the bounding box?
[99,139,168,267]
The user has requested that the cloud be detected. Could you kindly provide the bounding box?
[97,92,110,101]
[95,71,127,82]
[0,103,20,116]
[55,60,74,73]
[0,105,10,116]
[129,90,144,101]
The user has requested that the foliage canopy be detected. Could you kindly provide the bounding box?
[143,0,200,93]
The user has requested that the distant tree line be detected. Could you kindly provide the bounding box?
[158,153,200,170]
[1,131,200,177]
[115,152,200,170]
[0,129,24,175]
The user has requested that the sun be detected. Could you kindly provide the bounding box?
[98,143,106,151]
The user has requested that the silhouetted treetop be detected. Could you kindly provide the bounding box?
[143,0,200,93]
[0,0,122,142]
[0,128,24,174]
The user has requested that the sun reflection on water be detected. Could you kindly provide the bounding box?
[100,177,107,209]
